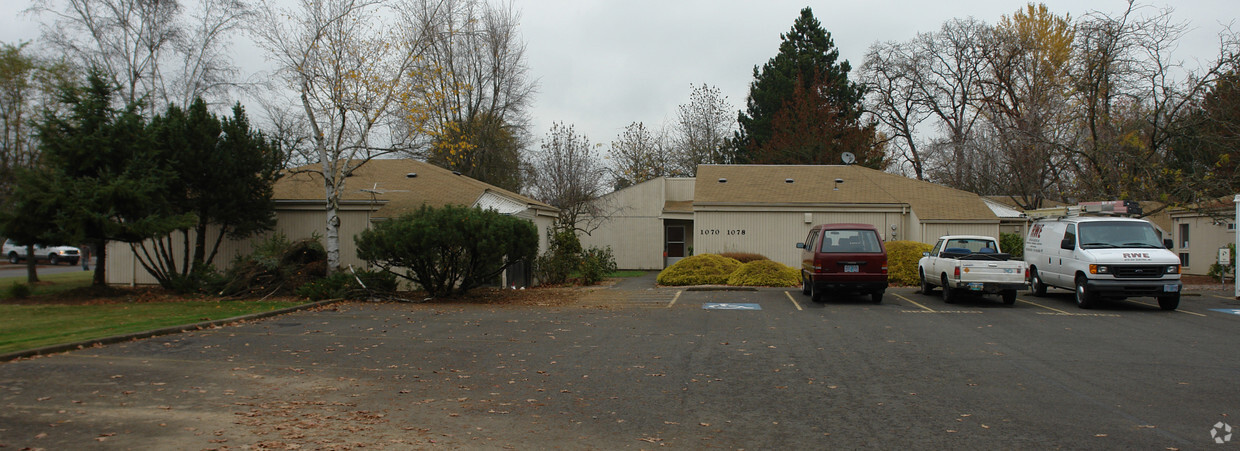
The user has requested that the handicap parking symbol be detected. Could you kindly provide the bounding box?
[703,303,762,310]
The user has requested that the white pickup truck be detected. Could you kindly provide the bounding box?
[918,235,1028,305]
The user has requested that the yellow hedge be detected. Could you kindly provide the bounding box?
[726,260,800,287]
[886,240,932,286]
[656,254,742,286]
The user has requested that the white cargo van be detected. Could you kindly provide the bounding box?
[1024,216,1182,310]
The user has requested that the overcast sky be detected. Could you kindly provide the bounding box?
[3,0,1237,156]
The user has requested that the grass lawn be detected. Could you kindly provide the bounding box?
[0,299,305,354]
[2,270,94,297]
[0,271,305,355]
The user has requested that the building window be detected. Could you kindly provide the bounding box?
[1178,223,1190,248]
[666,226,685,258]
[1179,253,1190,267]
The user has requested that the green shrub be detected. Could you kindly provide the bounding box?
[6,282,31,299]
[355,205,537,297]
[656,254,742,286]
[535,228,583,286]
[726,260,799,287]
[886,240,932,286]
[717,252,770,263]
[580,246,617,285]
[1208,243,1236,280]
[211,234,327,297]
[294,269,397,301]
[1000,232,1024,259]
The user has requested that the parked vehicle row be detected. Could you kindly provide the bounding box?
[796,213,1182,311]
[3,239,82,266]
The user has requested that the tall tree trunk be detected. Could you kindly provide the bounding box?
[92,239,107,286]
[24,244,38,283]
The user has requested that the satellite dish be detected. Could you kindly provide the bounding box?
[841,152,856,165]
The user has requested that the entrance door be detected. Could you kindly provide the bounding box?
[666,226,685,267]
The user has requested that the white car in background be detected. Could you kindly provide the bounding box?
[3,239,82,266]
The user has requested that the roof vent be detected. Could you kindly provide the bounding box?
[718,178,727,183]
[785,178,794,183]
[406,173,417,178]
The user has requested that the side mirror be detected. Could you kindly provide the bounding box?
[922,252,930,257]
[1163,239,1174,250]
[796,242,806,249]
[1060,237,1075,250]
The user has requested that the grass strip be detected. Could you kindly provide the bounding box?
[0,300,303,354]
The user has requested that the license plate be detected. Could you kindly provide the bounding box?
[1164,284,1179,292]
[844,265,858,273]
[968,283,984,291]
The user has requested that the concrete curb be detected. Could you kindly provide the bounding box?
[0,299,341,362]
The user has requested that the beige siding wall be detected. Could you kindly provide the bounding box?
[1171,215,1235,275]
[665,178,695,201]
[107,209,373,286]
[581,179,671,270]
[694,210,906,268]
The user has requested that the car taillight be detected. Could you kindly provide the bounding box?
[1024,267,1030,280]
[881,260,888,274]
[953,266,960,277]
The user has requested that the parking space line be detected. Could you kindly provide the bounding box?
[892,293,935,312]
[784,291,803,311]
[1125,300,1207,317]
[666,290,682,308]
[1018,299,1074,314]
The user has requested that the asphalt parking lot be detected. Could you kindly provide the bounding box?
[2,281,1238,449]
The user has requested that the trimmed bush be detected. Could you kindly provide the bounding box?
[726,260,799,287]
[656,254,742,286]
[1000,232,1024,259]
[717,252,770,263]
[886,240,932,286]
[580,246,617,285]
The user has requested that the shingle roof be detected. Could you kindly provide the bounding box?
[693,165,996,221]
[273,159,555,218]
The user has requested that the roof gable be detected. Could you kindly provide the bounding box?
[693,164,996,221]
[273,159,555,218]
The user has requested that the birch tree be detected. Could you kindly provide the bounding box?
[29,0,250,112]
[253,0,432,271]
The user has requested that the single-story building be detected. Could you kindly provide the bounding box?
[106,159,558,286]
[581,164,1001,270]
[1168,197,1237,276]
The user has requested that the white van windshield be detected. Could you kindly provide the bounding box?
[1077,222,1163,249]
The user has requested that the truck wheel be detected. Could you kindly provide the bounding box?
[49,254,59,265]
[872,289,884,304]
[1001,289,1017,306]
[801,274,811,295]
[919,270,935,295]
[1157,293,1180,311]
[941,275,955,303]
[1030,268,1047,297]
[7,252,17,264]
[1074,275,1097,309]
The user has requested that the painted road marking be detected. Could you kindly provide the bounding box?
[1019,299,1075,314]
[666,290,682,308]
[894,293,936,312]
[784,291,803,311]
[1019,299,1121,317]
[703,303,762,310]
[1209,309,1240,316]
[1125,299,1207,317]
